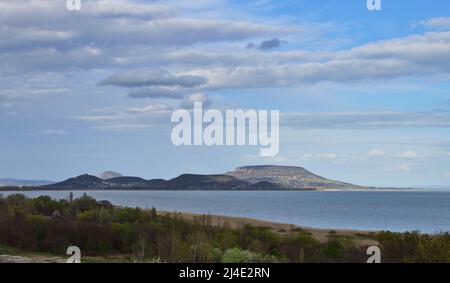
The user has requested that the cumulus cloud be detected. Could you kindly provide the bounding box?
[0,0,299,76]
[1,0,449,90]
[195,31,450,90]
[1,0,450,111]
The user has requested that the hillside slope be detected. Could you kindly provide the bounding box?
[226,165,366,190]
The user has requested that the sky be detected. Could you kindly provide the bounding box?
[0,0,450,187]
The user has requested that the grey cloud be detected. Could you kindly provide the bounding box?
[0,26,74,51]
[0,0,64,27]
[100,69,207,88]
[246,43,255,49]
[0,1,291,47]
[0,0,295,75]
[259,38,283,50]
[0,47,113,75]
[247,38,285,51]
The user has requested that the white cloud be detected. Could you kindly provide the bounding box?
[282,111,450,129]
[397,163,412,172]
[383,163,412,173]
[79,103,173,131]
[368,149,385,156]
[127,104,173,114]
[0,87,71,100]
[421,17,450,30]
[302,153,339,160]
[40,129,70,135]
[180,93,212,109]
[91,123,153,131]
[399,151,418,159]
[83,0,174,19]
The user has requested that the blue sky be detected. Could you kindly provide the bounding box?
[0,0,450,187]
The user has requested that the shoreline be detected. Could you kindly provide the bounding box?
[160,210,380,245]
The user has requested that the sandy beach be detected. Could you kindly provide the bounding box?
[162,211,380,246]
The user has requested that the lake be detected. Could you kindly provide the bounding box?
[2,190,450,233]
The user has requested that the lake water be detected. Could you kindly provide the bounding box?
[2,190,450,233]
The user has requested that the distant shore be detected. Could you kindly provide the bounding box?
[0,187,317,192]
[0,187,411,192]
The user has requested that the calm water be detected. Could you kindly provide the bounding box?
[2,190,450,233]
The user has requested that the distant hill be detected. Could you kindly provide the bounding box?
[166,174,249,190]
[44,174,111,190]
[31,165,372,191]
[99,171,123,180]
[225,165,367,190]
[0,178,54,187]
[42,173,274,191]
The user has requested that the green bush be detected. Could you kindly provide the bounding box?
[221,248,256,263]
